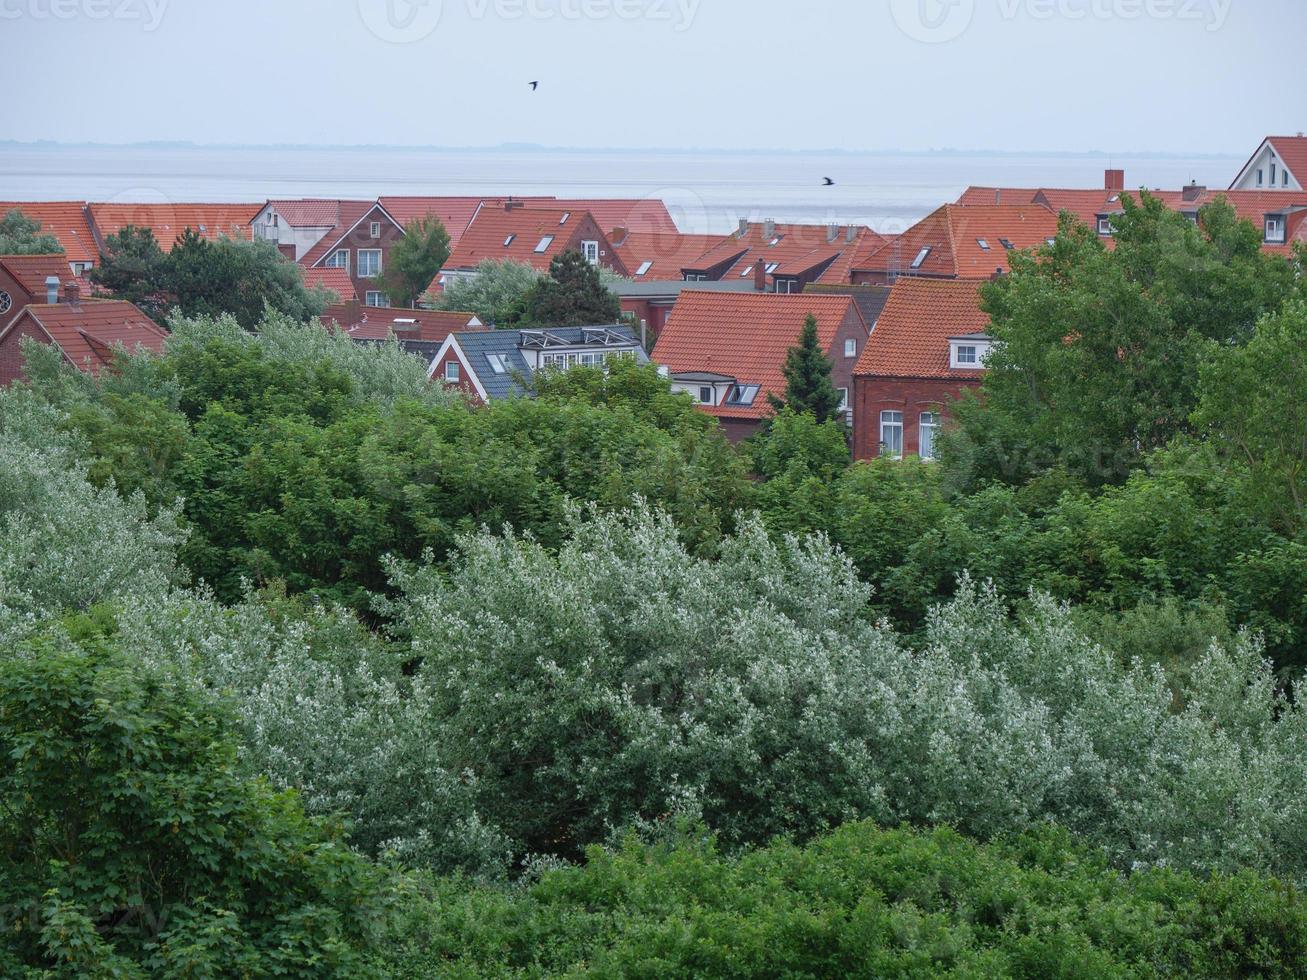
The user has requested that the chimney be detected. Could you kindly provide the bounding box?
[1104,169,1125,192]
[754,260,766,292]
[63,280,80,305]
[504,198,524,211]
[610,225,629,247]
[827,223,839,244]
[738,218,749,237]
[763,219,776,241]
[1182,181,1206,202]
[991,267,1004,281]
[846,225,857,244]
[994,188,1002,204]
[44,275,60,304]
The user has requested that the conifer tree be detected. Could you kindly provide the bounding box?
[769,313,843,422]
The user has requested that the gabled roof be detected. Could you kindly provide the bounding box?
[2,299,166,375]
[0,202,98,265]
[612,231,730,280]
[443,206,602,272]
[327,307,485,343]
[439,325,647,400]
[302,267,357,302]
[263,199,352,227]
[549,198,679,235]
[0,254,75,297]
[377,197,503,247]
[854,204,1059,280]
[686,222,885,287]
[803,282,893,329]
[854,278,990,380]
[1231,136,1307,190]
[302,201,394,268]
[653,292,863,420]
[957,187,1042,207]
[88,202,260,251]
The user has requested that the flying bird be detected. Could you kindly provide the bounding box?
[529,81,539,91]
[822,177,835,186]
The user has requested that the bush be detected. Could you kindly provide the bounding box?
[381,821,1307,978]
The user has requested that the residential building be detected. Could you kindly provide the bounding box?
[428,325,647,402]
[802,282,893,333]
[0,282,166,385]
[433,204,629,292]
[680,220,884,292]
[653,292,869,441]
[0,201,99,275]
[850,278,990,461]
[302,267,357,303]
[320,302,485,343]
[611,228,730,283]
[611,278,759,345]
[0,254,88,323]
[851,205,1060,285]
[88,202,260,251]
[1230,135,1307,191]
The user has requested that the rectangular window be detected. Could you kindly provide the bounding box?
[357,249,381,277]
[880,411,903,458]
[445,360,460,382]
[774,279,794,294]
[698,386,713,404]
[838,387,849,410]
[636,260,653,276]
[919,412,940,461]
[534,236,554,253]
[1271,163,1277,185]
[955,344,977,365]
[1266,216,1286,243]
[504,234,516,247]
[1257,169,1265,187]
[910,247,930,269]
[844,338,857,358]
[486,353,507,374]
[581,240,599,263]
[326,249,350,270]
[1285,170,1291,187]
[365,291,389,307]
[1097,216,1112,236]
[369,221,381,238]
[977,238,989,250]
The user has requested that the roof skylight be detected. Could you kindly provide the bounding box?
[910,247,931,269]
[534,236,554,253]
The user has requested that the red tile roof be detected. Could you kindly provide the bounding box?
[265,199,351,227]
[855,204,1059,280]
[89,202,260,251]
[613,231,729,280]
[549,198,679,235]
[854,278,990,380]
[320,305,485,343]
[379,197,495,247]
[302,266,357,302]
[0,202,98,265]
[300,201,383,268]
[686,222,886,287]
[957,186,1042,206]
[1231,137,1307,191]
[0,254,75,297]
[443,206,602,272]
[3,299,167,375]
[654,291,862,420]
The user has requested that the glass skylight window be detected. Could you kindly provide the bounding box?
[504,234,516,246]
[636,260,653,276]
[998,238,1014,250]
[765,262,779,274]
[977,238,989,250]
[534,236,554,253]
[910,247,930,269]
[559,212,570,224]
[486,353,508,374]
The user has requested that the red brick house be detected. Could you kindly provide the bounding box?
[681,221,884,292]
[0,283,166,385]
[850,278,991,461]
[851,204,1059,285]
[320,303,485,343]
[0,202,99,275]
[302,267,357,303]
[0,254,83,323]
[653,291,869,441]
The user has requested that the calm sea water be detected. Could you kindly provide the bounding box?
[0,145,1242,235]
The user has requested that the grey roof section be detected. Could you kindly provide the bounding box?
[948,331,994,341]
[803,283,892,330]
[610,280,761,299]
[453,324,649,400]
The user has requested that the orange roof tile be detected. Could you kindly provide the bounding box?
[266,199,350,226]
[443,206,603,272]
[855,204,1059,280]
[0,201,98,265]
[550,198,679,235]
[0,254,74,297]
[3,299,166,375]
[300,201,384,267]
[957,186,1042,206]
[325,307,486,343]
[854,278,990,380]
[613,231,728,280]
[89,202,260,251]
[302,266,357,302]
[654,291,862,420]
[688,222,884,287]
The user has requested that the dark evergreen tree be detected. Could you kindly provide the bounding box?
[523,249,620,326]
[768,313,844,422]
[89,225,169,319]
[380,216,450,307]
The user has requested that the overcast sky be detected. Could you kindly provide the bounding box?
[2,0,1303,154]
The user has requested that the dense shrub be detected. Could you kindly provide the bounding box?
[382,821,1307,978]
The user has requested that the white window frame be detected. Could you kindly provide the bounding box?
[445,360,460,382]
[774,279,794,294]
[698,386,713,404]
[369,221,382,238]
[910,247,930,269]
[880,410,903,458]
[1097,216,1113,236]
[844,338,857,358]
[838,387,849,411]
[581,240,599,263]
[326,249,350,270]
[534,236,555,254]
[919,412,940,461]
[365,290,389,307]
[357,249,382,277]
[1266,216,1286,243]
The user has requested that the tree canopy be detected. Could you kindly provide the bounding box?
[431,257,540,326]
[522,248,621,326]
[0,207,63,254]
[767,312,844,422]
[380,215,450,307]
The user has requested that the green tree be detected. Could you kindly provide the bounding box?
[0,621,388,976]
[522,248,621,326]
[0,207,62,254]
[767,312,843,422]
[89,224,169,318]
[431,257,540,326]
[380,215,450,307]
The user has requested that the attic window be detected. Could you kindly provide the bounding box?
[769,236,783,246]
[764,262,779,274]
[486,353,508,374]
[740,266,754,278]
[910,247,930,269]
[534,236,554,253]
[559,212,570,224]
[1046,238,1056,246]
[1266,216,1286,243]
[1097,217,1113,236]
[977,238,990,250]
[504,234,516,247]
[198,224,207,233]
[636,260,653,276]
[998,238,1014,250]
[726,383,760,406]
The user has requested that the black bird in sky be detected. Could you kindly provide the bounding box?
[822,177,835,186]
[529,81,539,91]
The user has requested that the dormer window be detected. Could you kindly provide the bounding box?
[1266,215,1286,243]
[956,345,978,365]
[949,337,992,369]
[910,247,930,269]
[1097,216,1113,236]
[698,386,713,404]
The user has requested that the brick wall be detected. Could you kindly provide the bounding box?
[0,315,52,386]
[851,374,982,460]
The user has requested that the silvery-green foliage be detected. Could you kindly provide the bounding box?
[0,388,184,637]
[117,585,511,878]
[166,309,463,409]
[391,502,1307,881]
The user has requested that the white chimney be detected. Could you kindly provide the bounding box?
[45,276,59,304]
